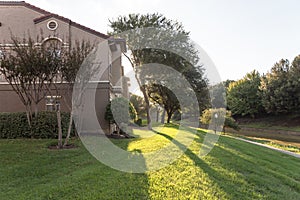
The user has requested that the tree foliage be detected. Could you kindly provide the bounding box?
[0,36,61,127]
[227,70,264,118]
[260,58,300,114]
[130,94,147,118]
[109,13,209,126]
[200,108,240,133]
[147,84,180,123]
[209,80,234,109]
[105,97,137,134]
[226,55,300,117]
[0,35,93,147]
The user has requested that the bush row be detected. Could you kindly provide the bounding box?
[0,112,75,139]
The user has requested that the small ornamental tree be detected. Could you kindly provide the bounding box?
[0,36,60,129]
[105,97,137,134]
[0,35,93,148]
[200,108,240,133]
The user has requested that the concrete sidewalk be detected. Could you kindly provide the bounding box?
[233,137,300,159]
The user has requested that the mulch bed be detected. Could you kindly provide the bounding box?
[48,143,77,150]
[106,133,135,139]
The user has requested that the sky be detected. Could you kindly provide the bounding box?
[25,0,300,81]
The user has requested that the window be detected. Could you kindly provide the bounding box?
[42,38,62,58]
[46,96,61,111]
[47,20,58,31]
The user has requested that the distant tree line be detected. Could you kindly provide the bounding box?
[214,55,300,118]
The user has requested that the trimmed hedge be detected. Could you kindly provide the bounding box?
[0,112,75,139]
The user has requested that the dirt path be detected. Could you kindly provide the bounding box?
[232,136,300,159]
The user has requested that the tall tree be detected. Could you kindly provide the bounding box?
[209,80,234,109]
[261,58,300,114]
[289,55,300,111]
[105,97,137,135]
[227,70,264,118]
[109,13,209,127]
[130,94,147,118]
[147,84,180,123]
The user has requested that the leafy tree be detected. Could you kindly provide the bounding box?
[105,97,137,134]
[227,70,264,118]
[260,58,300,114]
[289,55,300,111]
[147,84,180,123]
[36,39,93,148]
[130,94,147,118]
[182,64,210,113]
[60,41,93,147]
[0,35,93,148]
[109,13,209,128]
[200,108,240,133]
[209,80,234,109]
[0,36,60,130]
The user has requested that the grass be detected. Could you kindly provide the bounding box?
[241,123,300,132]
[0,125,299,199]
[226,126,300,152]
[228,134,300,154]
[228,115,300,152]
[237,114,300,132]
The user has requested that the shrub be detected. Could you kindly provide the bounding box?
[0,112,75,139]
[200,108,240,133]
[105,97,137,124]
[135,118,143,126]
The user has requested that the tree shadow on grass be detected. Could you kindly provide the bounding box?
[152,128,296,199]
[77,136,151,199]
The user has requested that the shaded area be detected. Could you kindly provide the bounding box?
[0,139,149,200]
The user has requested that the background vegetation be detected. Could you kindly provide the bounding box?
[224,55,300,118]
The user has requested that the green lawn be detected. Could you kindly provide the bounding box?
[0,125,299,200]
[229,135,300,154]
[241,123,300,132]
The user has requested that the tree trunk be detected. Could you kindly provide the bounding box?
[25,104,33,137]
[145,100,152,129]
[156,107,159,122]
[116,124,120,135]
[57,110,63,148]
[138,81,152,130]
[26,110,32,128]
[167,112,172,124]
[63,112,73,147]
[161,109,165,124]
[123,53,152,130]
[34,104,38,118]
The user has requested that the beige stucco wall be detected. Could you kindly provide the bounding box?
[0,5,44,42]
[0,2,126,134]
[0,84,27,112]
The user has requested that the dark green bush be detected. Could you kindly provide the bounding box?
[0,112,75,139]
[135,118,142,127]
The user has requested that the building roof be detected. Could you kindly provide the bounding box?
[0,1,110,39]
